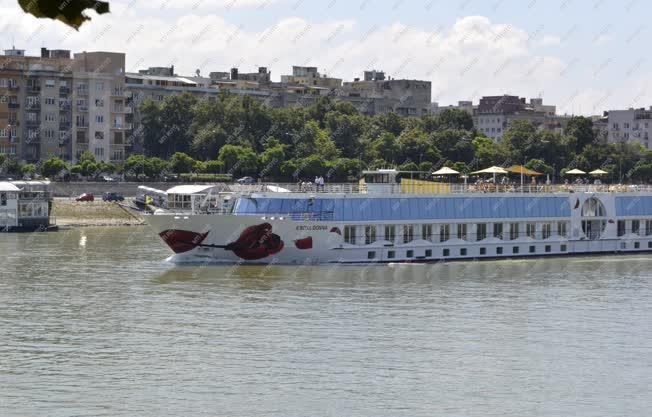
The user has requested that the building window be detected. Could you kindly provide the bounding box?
[45,79,55,87]
[367,251,376,259]
[457,223,467,240]
[476,223,487,241]
[443,249,450,257]
[542,223,552,239]
[45,113,56,122]
[526,223,536,239]
[95,131,104,140]
[493,223,503,239]
[403,225,414,243]
[632,220,640,235]
[387,250,395,259]
[425,249,432,257]
[94,147,104,158]
[560,244,567,252]
[384,225,395,243]
[406,250,413,258]
[460,248,467,256]
[509,223,519,240]
[513,246,520,254]
[422,224,432,241]
[617,220,626,237]
[45,97,56,105]
[439,224,450,242]
[96,82,104,91]
[496,247,503,255]
[364,225,376,244]
[95,115,104,123]
[95,99,104,107]
[44,130,54,139]
[529,245,536,253]
[344,225,356,244]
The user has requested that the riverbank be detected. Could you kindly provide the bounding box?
[52,199,145,227]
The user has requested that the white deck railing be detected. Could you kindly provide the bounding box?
[232,183,652,195]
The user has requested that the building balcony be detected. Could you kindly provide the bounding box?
[76,122,89,128]
[111,123,132,130]
[6,85,19,91]
[111,89,126,97]
[124,106,133,114]
[77,105,88,112]
[112,107,125,113]
[59,103,72,111]
[25,103,40,111]
[8,102,19,109]
[25,119,41,127]
[59,122,72,130]
[27,85,41,93]
[59,86,70,95]
[76,88,89,96]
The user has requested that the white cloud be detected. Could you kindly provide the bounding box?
[539,35,561,46]
[1,2,632,115]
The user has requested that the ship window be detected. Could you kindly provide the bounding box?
[480,247,486,255]
[617,220,626,237]
[443,248,450,257]
[513,246,520,254]
[367,251,376,259]
[457,224,467,240]
[634,242,640,249]
[406,250,413,258]
[620,242,626,249]
[529,245,536,253]
[632,220,640,235]
[545,245,551,253]
[439,224,450,242]
[387,250,395,259]
[384,225,396,242]
[581,198,606,217]
[0,192,6,206]
[558,222,568,238]
[344,225,356,244]
[459,248,466,256]
[542,223,552,239]
[425,249,432,257]
[648,242,652,249]
[403,225,414,243]
[476,223,487,241]
[646,220,652,236]
[526,223,536,239]
[493,223,503,239]
[561,244,567,252]
[496,247,503,255]
[422,224,432,241]
[364,225,376,244]
[509,223,519,240]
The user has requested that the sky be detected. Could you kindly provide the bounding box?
[1,0,650,115]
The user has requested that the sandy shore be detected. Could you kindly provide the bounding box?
[52,199,146,227]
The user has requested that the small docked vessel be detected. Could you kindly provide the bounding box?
[0,180,57,232]
[144,170,652,264]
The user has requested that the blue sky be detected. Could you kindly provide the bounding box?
[1,0,650,114]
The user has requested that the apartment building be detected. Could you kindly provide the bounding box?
[72,51,128,163]
[606,107,652,149]
[472,95,559,141]
[281,66,342,88]
[0,47,74,162]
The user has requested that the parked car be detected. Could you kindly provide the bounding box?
[236,176,255,185]
[102,192,125,202]
[75,193,95,202]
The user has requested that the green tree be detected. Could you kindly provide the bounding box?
[565,116,595,153]
[21,163,36,176]
[437,109,474,130]
[397,128,440,165]
[217,145,258,177]
[41,156,67,178]
[169,152,197,174]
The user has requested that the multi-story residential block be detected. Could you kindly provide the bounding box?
[281,66,342,88]
[472,95,559,141]
[606,107,652,149]
[72,51,128,163]
[341,70,431,117]
[0,47,73,162]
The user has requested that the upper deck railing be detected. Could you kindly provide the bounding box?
[232,182,652,195]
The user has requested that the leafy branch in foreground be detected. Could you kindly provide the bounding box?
[18,0,109,29]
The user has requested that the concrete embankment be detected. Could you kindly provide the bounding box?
[52,199,146,227]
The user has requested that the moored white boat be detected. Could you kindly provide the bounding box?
[144,170,652,264]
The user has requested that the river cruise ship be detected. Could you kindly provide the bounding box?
[144,170,652,264]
